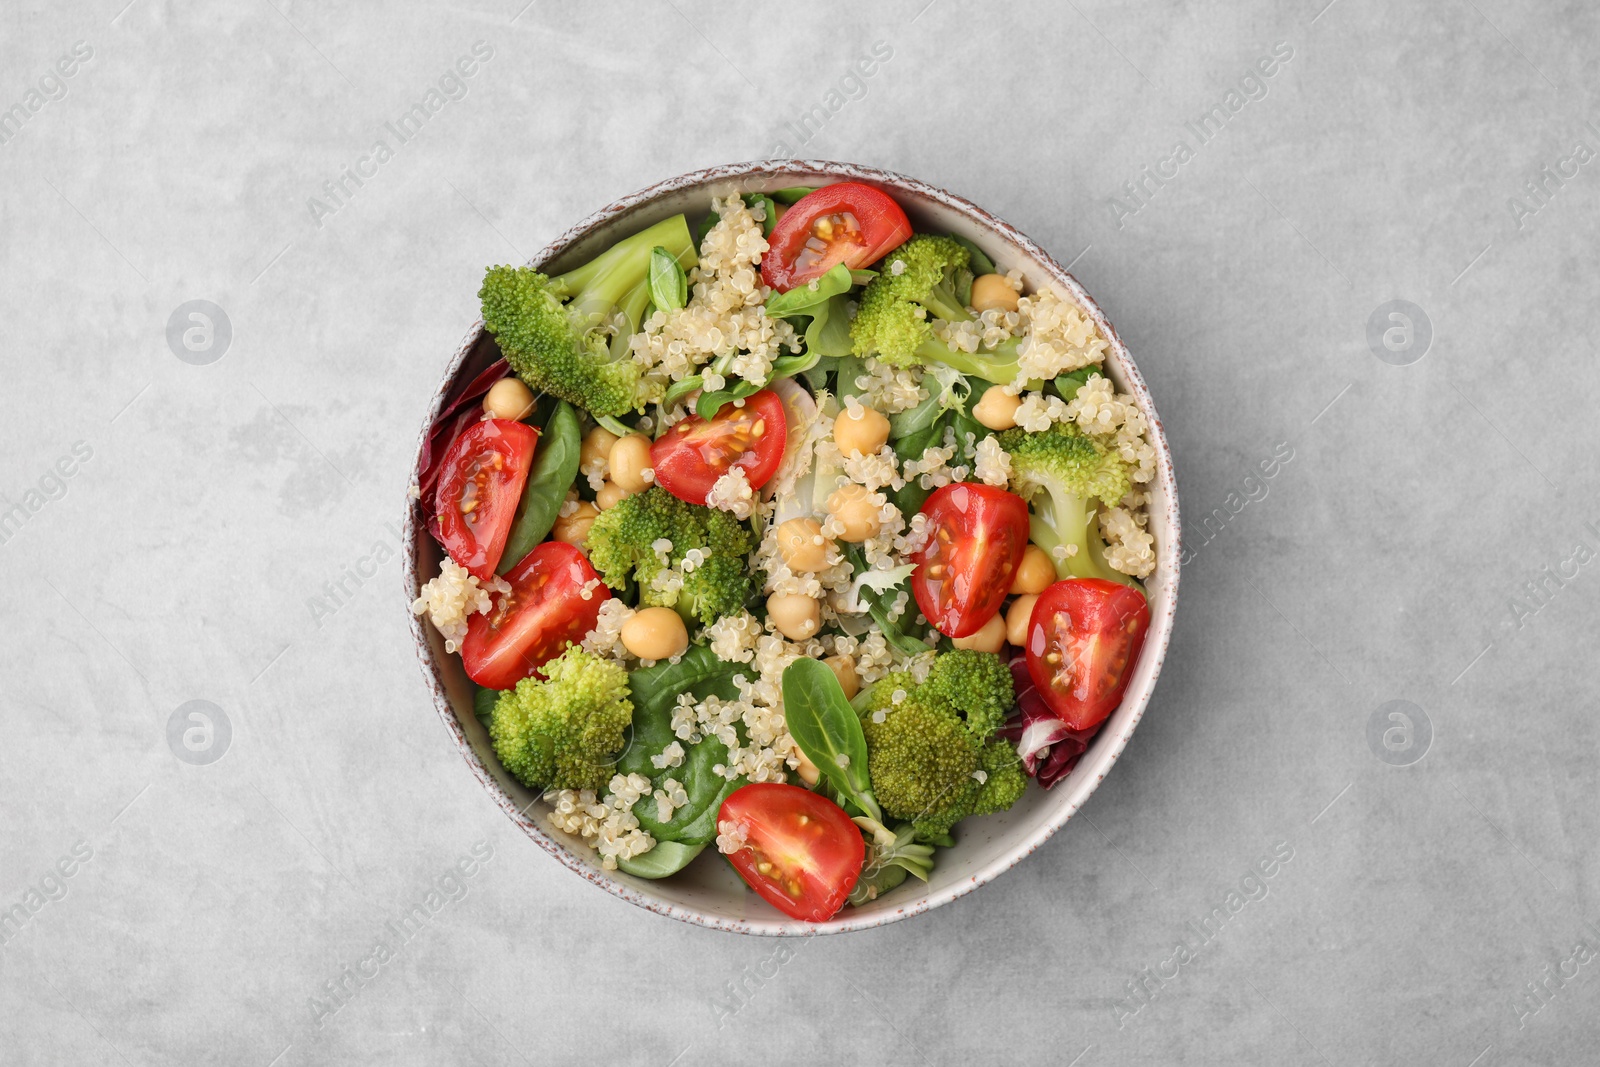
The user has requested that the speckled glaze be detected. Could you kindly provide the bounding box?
[404,161,1181,935]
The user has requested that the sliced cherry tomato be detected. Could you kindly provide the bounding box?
[911,483,1030,638]
[651,389,786,505]
[1025,579,1150,732]
[717,783,864,922]
[759,182,914,293]
[435,418,538,580]
[461,541,609,690]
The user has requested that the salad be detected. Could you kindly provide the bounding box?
[412,181,1159,921]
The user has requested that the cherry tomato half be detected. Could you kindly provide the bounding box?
[911,483,1031,638]
[651,389,786,505]
[435,418,538,580]
[1025,579,1150,732]
[717,783,865,923]
[759,183,914,293]
[461,541,609,690]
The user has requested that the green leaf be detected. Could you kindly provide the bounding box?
[649,246,688,312]
[472,685,500,729]
[951,234,997,276]
[743,193,780,238]
[617,841,705,879]
[850,269,878,286]
[695,379,763,420]
[1053,365,1098,402]
[770,186,817,205]
[498,401,582,573]
[617,647,753,845]
[780,659,882,823]
[841,542,935,657]
[661,375,703,410]
[764,262,854,319]
[888,393,944,441]
[805,293,854,358]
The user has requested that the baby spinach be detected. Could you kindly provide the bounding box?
[951,233,998,277]
[498,400,581,572]
[649,246,689,311]
[617,841,705,879]
[695,379,763,421]
[771,186,817,205]
[617,647,752,845]
[804,293,854,358]
[472,685,500,729]
[1053,366,1097,402]
[742,193,780,237]
[764,262,854,319]
[781,659,882,823]
[841,542,935,657]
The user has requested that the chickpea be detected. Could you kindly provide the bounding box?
[767,592,821,641]
[1005,594,1039,647]
[973,388,1023,431]
[823,654,859,700]
[952,612,1006,653]
[793,747,820,786]
[1010,545,1057,594]
[826,484,882,543]
[609,433,653,493]
[621,606,689,662]
[970,273,1020,313]
[581,426,619,471]
[832,404,890,457]
[776,518,830,573]
[483,377,535,421]
[551,501,599,546]
[595,481,629,511]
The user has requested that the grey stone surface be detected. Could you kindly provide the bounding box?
[2,0,1597,1063]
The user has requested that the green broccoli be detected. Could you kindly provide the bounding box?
[856,651,1022,842]
[849,234,1023,384]
[997,422,1135,587]
[479,214,696,417]
[487,645,633,792]
[585,486,756,627]
[920,649,1016,739]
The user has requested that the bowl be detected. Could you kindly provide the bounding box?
[405,160,1181,934]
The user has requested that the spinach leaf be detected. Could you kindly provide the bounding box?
[617,841,705,879]
[834,355,868,401]
[472,685,500,729]
[770,186,817,205]
[695,379,764,420]
[498,400,581,571]
[1054,365,1098,402]
[780,659,881,822]
[649,246,688,311]
[617,647,752,845]
[951,234,998,276]
[805,293,854,358]
[888,393,945,441]
[662,376,703,410]
[764,262,853,319]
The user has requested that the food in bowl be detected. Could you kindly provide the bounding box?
[411,181,1160,922]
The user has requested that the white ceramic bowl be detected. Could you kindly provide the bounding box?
[405,161,1180,935]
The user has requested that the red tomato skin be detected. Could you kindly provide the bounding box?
[1025,579,1150,731]
[650,390,787,505]
[717,783,865,923]
[759,183,914,293]
[435,419,538,580]
[911,483,1031,638]
[460,541,609,690]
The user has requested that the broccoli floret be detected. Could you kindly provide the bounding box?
[973,740,1027,816]
[921,649,1015,739]
[863,694,982,836]
[849,234,1023,384]
[487,646,633,792]
[479,214,695,417]
[585,487,756,627]
[998,423,1135,586]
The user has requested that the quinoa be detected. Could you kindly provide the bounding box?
[705,466,756,519]
[411,559,506,654]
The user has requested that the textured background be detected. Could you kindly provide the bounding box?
[2,0,1598,1064]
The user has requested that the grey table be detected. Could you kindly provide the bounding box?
[2,1,1596,1064]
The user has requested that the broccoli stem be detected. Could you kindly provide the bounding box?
[914,334,1023,385]
[1029,508,1139,589]
[558,214,695,324]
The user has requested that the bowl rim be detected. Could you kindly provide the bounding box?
[403,159,1182,935]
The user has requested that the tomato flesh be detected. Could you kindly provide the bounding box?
[759,183,914,293]
[1025,579,1150,731]
[436,418,538,580]
[718,784,865,922]
[651,389,786,505]
[911,483,1031,638]
[461,542,609,690]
